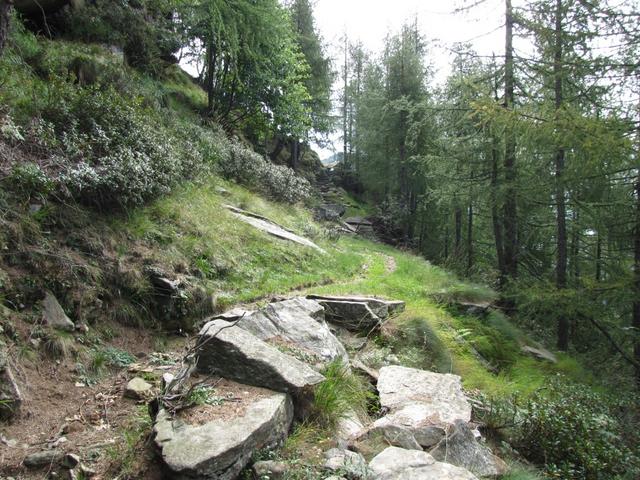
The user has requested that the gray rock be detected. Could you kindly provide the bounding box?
[336,410,366,446]
[430,420,509,478]
[23,449,64,468]
[197,320,324,416]
[124,377,153,400]
[313,300,381,332]
[521,345,557,363]
[324,448,371,479]
[374,366,472,432]
[226,205,325,253]
[61,453,80,469]
[234,298,347,367]
[369,447,479,480]
[212,307,254,322]
[252,460,288,478]
[315,204,346,221]
[154,392,293,480]
[42,291,75,332]
[350,359,379,383]
[371,424,422,450]
[306,295,405,320]
[413,425,446,449]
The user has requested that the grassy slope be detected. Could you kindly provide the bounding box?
[0,33,596,479]
[117,177,588,398]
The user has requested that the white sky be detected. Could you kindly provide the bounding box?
[312,0,512,158]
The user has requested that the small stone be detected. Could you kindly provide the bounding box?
[161,372,175,392]
[324,448,371,479]
[124,377,153,400]
[253,460,287,478]
[79,464,96,477]
[49,436,67,448]
[23,449,64,468]
[75,323,89,334]
[61,453,80,469]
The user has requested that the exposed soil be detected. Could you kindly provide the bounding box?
[177,377,273,426]
[0,321,187,479]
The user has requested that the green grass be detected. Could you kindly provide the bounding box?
[113,180,365,308]
[306,240,589,399]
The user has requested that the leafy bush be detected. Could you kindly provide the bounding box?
[218,141,311,204]
[516,377,638,479]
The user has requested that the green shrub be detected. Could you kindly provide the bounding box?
[218,141,311,204]
[516,377,638,479]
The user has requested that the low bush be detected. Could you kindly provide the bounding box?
[218,140,311,204]
[516,377,638,479]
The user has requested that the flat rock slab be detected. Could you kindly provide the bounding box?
[369,447,478,480]
[197,320,324,416]
[521,345,557,363]
[430,420,508,477]
[234,298,347,367]
[311,300,381,332]
[225,205,325,253]
[375,366,471,432]
[154,391,293,480]
[306,295,405,320]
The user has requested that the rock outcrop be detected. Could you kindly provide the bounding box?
[226,205,325,253]
[154,391,293,480]
[42,291,75,332]
[233,298,347,367]
[196,320,324,415]
[430,420,508,477]
[307,294,405,321]
[369,447,479,480]
[375,365,471,428]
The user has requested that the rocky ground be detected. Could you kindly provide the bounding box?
[1,289,513,480]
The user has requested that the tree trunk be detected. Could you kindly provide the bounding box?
[554,0,569,352]
[343,35,349,167]
[205,40,217,116]
[467,203,474,274]
[0,1,13,57]
[444,224,450,260]
[455,204,462,256]
[633,171,640,386]
[503,0,518,281]
[595,232,602,281]
[490,60,506,288]
[571,210,580,280]
[290,139,299,171]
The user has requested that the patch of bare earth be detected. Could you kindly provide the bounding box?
[0,321,186,479]
[177,377,273,427]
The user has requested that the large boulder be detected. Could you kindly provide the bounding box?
[234,298,347,367]
[369,447,478,480]
[307,295,405,320]
[430,420,508,477]
[196,320,324,416]
[374,366,471,439]
[42,291,75,332]
[308,299,381,332]
[154,390,293,480]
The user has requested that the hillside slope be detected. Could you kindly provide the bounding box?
[1,21,636,480]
